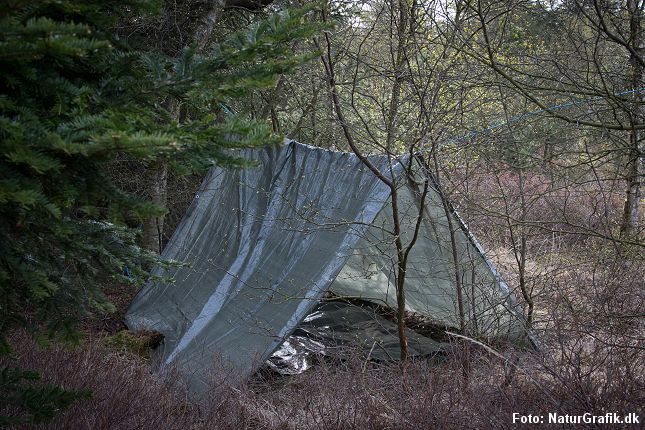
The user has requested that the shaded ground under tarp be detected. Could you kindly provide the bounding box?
[265,301,450,375]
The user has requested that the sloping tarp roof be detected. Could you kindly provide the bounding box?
[125,141,527,393]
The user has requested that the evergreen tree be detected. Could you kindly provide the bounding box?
[0,0,320,423]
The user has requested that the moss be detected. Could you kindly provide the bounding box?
[103,330,163,359]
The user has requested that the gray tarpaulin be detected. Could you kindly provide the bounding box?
[125,141,528,393]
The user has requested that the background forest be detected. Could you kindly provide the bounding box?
[0,0,643,428]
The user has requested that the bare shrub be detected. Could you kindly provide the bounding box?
[2,329,642,429]
[1,333,248,429]
[241,342,642,429]
[447,164,625,249]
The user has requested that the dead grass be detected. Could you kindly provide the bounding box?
[1,330,642,429]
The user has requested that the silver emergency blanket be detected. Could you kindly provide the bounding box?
[125,141,528,394]
[265,301,449,375]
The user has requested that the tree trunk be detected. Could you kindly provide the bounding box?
[194,0,226,52]
[386,0,410,362]
[141,159,169,253]
[141,1,228,253]
[620,0,644,237]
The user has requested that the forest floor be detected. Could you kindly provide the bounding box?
[4,238,642,429]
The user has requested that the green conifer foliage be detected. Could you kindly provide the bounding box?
[0,0,321,422]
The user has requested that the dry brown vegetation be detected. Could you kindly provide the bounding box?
[4,157,644,430]
[2,303,642,430]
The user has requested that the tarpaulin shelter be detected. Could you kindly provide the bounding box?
[125,141,529,392]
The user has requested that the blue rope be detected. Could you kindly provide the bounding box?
[444,86,645,146]
[219,102,235,117]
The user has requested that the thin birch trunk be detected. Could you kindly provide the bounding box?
[141,1,227,252]
[621,0,645,237]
